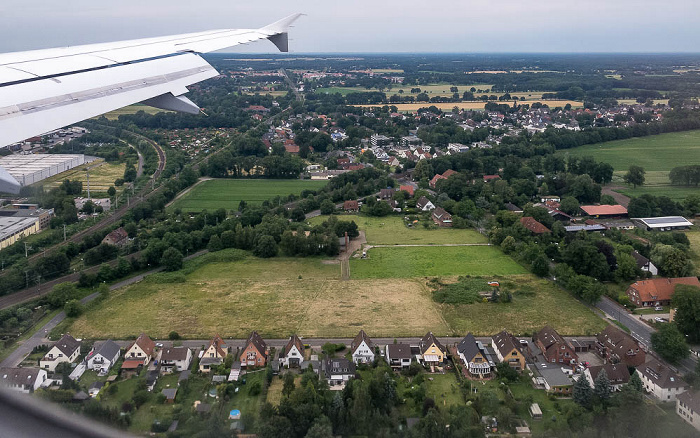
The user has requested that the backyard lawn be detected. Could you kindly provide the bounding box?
[168,178,327,212]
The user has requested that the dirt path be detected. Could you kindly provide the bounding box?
[337,231,366,281]
[165,177,212,208]
[602,184,631,207]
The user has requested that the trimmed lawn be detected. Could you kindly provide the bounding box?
[441,275,606,336]
[425,373,464,409]
[309,214,487,245]
[350,246,527,279]
[168,179,327,212]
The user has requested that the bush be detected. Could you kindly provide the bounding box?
[64,300,83,318]
[169,331,180,340]
[248,381,261,396]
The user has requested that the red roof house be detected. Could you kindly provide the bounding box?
[626,277,700,307]
[520,216,551,234]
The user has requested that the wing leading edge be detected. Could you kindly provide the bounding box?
[0,13,302,149]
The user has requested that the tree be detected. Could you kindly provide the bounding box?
[290,207,306,222]
[531,255,550,277]
[559,196,580,215]
[573,374,592,408]
[304,417,333,438]
[651,323,690,364]
[624,165,645,188]
[282,373,295,397]
[160,247,183,272]
[207,235,222,252]
[673,285,700,343]
[168,331,180,340]
[107,186,116,197]
[253,235,278,258]
[319,199,335,215]
[500,236,517,254]
[495,361,519,382]
[628,371,643,392]
[594,368,611,403]
[650,244,694,277]
[64,299,83,318]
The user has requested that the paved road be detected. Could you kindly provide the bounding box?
[596,296,697,373]
[0,251,207,368]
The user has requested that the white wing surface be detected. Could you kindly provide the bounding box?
[0,14,302,149]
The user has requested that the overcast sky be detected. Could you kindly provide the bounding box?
[1,1,698,53]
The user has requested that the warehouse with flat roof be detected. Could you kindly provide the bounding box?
[0,154,85,187]
[632,216,693,231]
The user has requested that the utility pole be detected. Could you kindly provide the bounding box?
[24,270,29,289]
[63,224,66,241]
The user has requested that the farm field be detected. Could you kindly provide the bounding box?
[350,246,527,279]
[168,178,327,212]
[563,129,700,200]
[685,230,700,271]
[68,248,603,338]
[316,83,494,97]
[355,100,583,112]
[102,104,167,120]
[308,214,487,245]
[39,159,125,195]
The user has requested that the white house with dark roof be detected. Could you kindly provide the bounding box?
[160,347,192,373]
[416,196,435,211]
[86,340,121,375]
[279,335,305,368]
[584,363,630,391]
[350,330,375,365]
[40,334,81,372]
[0,367,47,393]
[386,343,412,369]
[457,333,492,378]
[638,357,687,401]
[677,390,700,432]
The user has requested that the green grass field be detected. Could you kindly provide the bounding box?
[168,179,327,212]
[350,246,526,279]
[308,215,487,245]
[102,104,168,120]
[562,130,700,200]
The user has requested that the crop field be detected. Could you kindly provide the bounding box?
[102,104,167,120]
[308,215,487,245]
[563,130,700,200]
[356,100,583,112]
[40,159,125,195]
[350,246,527,279]
[316,83,494,97]
[168,178,327,212]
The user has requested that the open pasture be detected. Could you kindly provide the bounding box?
[40,159,124,195]
[355,100,583,112]
[168,178,327,212]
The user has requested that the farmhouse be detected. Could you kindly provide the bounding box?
[350,330,375,365]
[677,391,700,432]
[40,334,81,372]
[86,340,121,375]
[626,277,700,307]
[595,325,646,367]
[638,358,687,401]
[241,331,268,368]
[160,347,193,373]
[520,216,551,235]
[416,196,435,211]
[386,343,412,369]
[343,200,359,212]
[534,325,577,366]
[419,332,447,366]
[102,227,129,248]
[432,207,452,227]
[0,367,47,393]
[199,334,227,373]
[584,364,630,391]
[279,335,305,368]
[457,333,492,379]
[632,216,693,231]
[580,205,628,218]
[492,331,527,370]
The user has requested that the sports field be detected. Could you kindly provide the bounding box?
[308,215,487,245]
[350,246,526,279]
[168,178,327,212]
[563,130,700,200]
[68,250,603,338]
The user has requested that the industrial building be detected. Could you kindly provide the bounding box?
[0,154,86,193]
[631,216,693,231]
[0,205,54,250]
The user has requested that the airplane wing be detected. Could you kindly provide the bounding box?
[0,13,302,149]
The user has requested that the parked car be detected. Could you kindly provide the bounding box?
[519,339,529,346]
[654,317,664,322]
[654,306,664,311]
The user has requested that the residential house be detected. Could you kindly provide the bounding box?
[584,364,630,391]
[343,200,359,212]
[323,357,356,386]
[160,347,193,373]
[631,250,658,276]
[638,357,687,401]
[457,333,492,379]
[0,367,47,393]
[626,277,700,307]
[279,335,305,368]
[39,334,81,372]
[432,207,452,227]
[241,331,268,368]
[533,325,578,366]
[504,203,523,214]
[101,227,129,248]
[86,340,121,375]
[199,334,227,373]
[399,185,414,197]
[677,390,700,432]
[416,196,435,211]
[125,333,156,366]
[595,325,646,367]
[419,332,447,366]
[520,217,551,235]
[534,364,573,395]
[350,330,375,365]
[483,174,500,182]
[379,188,396,200]
[429,173,447,189]
[386,343,413,369]
[492,331,527,370]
